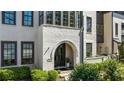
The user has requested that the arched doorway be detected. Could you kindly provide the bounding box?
[54,43,75,70]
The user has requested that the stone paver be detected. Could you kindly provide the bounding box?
[59,70,72,81]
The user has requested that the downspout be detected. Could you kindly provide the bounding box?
[112,12,114,54]
[80,11,84,63]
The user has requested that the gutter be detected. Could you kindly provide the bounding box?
[80,11,84,63]
[112,12,114,54]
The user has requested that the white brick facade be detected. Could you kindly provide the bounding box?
[0,11,97,71]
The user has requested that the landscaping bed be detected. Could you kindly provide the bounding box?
[1,59,124,81]
[69,59,124,81]
[0,66,59,81]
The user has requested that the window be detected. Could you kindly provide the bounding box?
[21,42,34,64]
[122,23,124,30]
[115,23,118,36]
[55,11,61,25]
[22,11,33,26]
[2,11,16,25]
[46,11,53,24]
[39,11,44,26]
[122,35,124,40]
[1,41,17,66]
[86,43,92,57]
[70,11,75,27]
[63,11,68,26]
[77,11,81,28]
[87,16,92,32]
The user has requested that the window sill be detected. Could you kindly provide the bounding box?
[22,24,33,27]
[115,35,118,37]
[2,23,16,25]
[86,32,92,34]
[0,65,18,68]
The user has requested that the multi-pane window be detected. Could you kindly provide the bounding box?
[86,43,92,57]
[87,16,92,32]
[77,11,81,28]
[1,41,17,66]
[55,11,61,25]
[115,23,118,36]
[121,23,124,30]
[63,11,68,26]
[39,11,44,26]
[122,35,124,40]
[46,11,53,24]
[70,11,75,27]
[22,11,33,26]
[21,42,34,64]
[2,11,16,25]
[121,23,124,36]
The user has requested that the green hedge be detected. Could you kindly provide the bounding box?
[69,63,100,81]
[48,70,58,81]
[0,66,31,81]
[31,69,59,81]
[31,69,48,81]
[0,69,14,81]
[69,59,124,81]
[99,59,119,81]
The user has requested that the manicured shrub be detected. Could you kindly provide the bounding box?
[57,70,61,74]
[69,63,100,81]
[31,69,48,81]
[69,59,124,81]
[114,63,124,80]
[8,66,31,80]
[99,59,119,81]
[0,66,31,81]
[48,70,59,81]
[0,69,14,81]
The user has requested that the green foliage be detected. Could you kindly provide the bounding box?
[31,69,48,81]
[118,41,124,61]
[69,63,100,81]
[57,70,61,74]
[48,70,59,81]
[86,51,91,57]
[0,66,31,81]
[31,69,59,81]
[69,59,124,81]
[0,69,14,81]
[115,63,124,80]
[99,59,119,81]
[65,58,71,63]
[11,66,31,80]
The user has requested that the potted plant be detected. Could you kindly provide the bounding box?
[65,58,71,68]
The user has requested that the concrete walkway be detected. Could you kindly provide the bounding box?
[58,70,72,81]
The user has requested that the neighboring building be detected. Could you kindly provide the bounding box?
[0,11,97,71]
[97,11,124,55]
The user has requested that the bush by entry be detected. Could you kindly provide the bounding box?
[31,69,59,81]
[69,59,124,81]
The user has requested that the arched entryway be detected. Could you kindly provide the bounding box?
[54,42,75,70]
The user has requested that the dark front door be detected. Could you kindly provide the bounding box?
[55,43,65,69]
